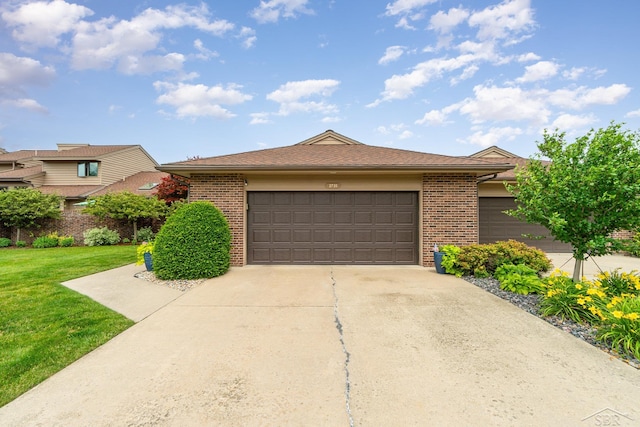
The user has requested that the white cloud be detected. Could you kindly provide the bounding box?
[379,46,406,65]
[251,0,314,24]
[250,112,271,125]
[468,0,535,42]
[465,126,523,147]
[321,116,341,123]
[516,60,559,83]
[239,27,257,49]
[398,130,413,139]
[154,81,252,119]
[547,84,631,110]
[385,0,437,17]
[415,109,449,126]
[2,0,93,48]
[625,109,640,118]
[0,53,55,114]
[450,65,479,85]
[563,67,586,80]
[429,7,470,34]
[267,79,340,115]
[517,52,541,62]
[549,113,596,131]
[71,4,234,74]
[193,39,219,60]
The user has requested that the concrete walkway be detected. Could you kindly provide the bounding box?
[1,264,640,426]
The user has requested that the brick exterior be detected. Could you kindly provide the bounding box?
[423,173,478,266]
[188,174,245,266]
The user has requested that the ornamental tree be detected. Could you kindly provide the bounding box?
[83,191,167,241]
[153,174,189,205]
[507,122,640,281]
[0,188,62,241]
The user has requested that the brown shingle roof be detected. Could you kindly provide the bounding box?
[159,131,514,175]
[33,145,139,160]
[0,150,58,163]
[38,185,104,198]
[0,165,44,179]
[91,171,168,196]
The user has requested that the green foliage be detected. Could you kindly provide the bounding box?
[0,188,62,241]
[454,240,551,277]
[629,232,640,257]
[136,241,154,265]
[58,236,74,247]
[15,240,26,247]
[153,201,231,280]
[83,227,121,246]
[32,233,60,248]
[507,122,640,276]
[83,191,167,241]
[494,263,543,295]
[137,226,155,243]
[0,237,10,247]
[539,271,606,323]
[597,296,640,361]
[440,245,464,277]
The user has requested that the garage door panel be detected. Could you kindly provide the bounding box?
[479,197,572,253]
[248,191,418,264]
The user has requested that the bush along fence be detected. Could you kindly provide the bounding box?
[0,211,163,246]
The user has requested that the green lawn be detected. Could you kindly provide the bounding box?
[0,245,137,407]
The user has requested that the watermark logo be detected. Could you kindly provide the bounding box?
[582,408,633,426]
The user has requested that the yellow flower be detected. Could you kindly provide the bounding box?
[612,311,624,319]
[577,298,586,306]
[624,313,639,321]
[586,288,598,295]
[584,296,592,302]
[575,284,583,290]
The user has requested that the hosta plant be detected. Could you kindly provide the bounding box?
[494,263,544,295]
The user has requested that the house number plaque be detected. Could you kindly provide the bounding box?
[326,183,341,189]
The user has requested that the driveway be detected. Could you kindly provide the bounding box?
[1,265,640,426]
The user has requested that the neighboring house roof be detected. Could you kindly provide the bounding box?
[31,145,155,162]
[159,130,514,175]
[90,171,168,196]
[0,165,44,180]
[0,150,58,163]
[38,185,105,198]
[469,145,530,181]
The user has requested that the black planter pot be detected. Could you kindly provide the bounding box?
[143,252,153,271]
[433,251,445,274]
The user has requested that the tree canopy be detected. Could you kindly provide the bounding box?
[83,191,167,241]
[153,174,189,205]
[507,122,640,281]
[0,188,62,241]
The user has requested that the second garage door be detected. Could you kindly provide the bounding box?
[247,191,418,264]
[479,197,572,253]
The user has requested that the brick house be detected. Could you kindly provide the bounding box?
[158,130,514,267]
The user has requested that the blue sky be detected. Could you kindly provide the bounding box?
[1,0,639,164]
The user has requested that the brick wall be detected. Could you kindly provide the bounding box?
[189,174,245,266]
[423,173,478,266]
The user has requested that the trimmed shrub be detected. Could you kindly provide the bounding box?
[153,201,231,280]
[83,227,121,246]
[455,240,551,277]
[15,240,26,248]
[0,237,11,247]
[32,233,60,248]
[494,263,544,295]
[59,236,74,247]
[137,226,155,243]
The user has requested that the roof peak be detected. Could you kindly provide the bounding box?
[295,130,364,146]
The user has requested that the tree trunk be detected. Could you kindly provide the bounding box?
[16,227,21,243]
[133,222,138,242]
[572,257,583,282]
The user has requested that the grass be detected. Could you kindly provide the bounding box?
[0,245,137,407]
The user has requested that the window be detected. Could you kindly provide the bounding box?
[78,161,99,177]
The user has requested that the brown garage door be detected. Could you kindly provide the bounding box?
[247,191,418,264]
[479,197,572,253]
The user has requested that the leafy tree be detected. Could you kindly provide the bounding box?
[153,174,189,205]
[0,188,62,241]
[507,122,640,281]
[83,191,167,241]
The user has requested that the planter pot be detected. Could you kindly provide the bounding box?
[433,251,445,274]
[143,252,153,271]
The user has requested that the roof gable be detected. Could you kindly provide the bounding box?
[470,146,521,159]
[295,130,363,146]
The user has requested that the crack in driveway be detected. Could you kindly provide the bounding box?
[331,268,354,427]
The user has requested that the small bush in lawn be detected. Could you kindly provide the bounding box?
[15,240,26,247]
[0,237,11,247]
[153,201,231,280]
[137,226,155,243]
[597,295,640,361]
[494,263,544,295]
[32,233,60,248]
[58,236,74,247]
[83,227,121,246]
[539,270,606,323]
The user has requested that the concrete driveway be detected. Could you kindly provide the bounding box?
[1,265,640,426]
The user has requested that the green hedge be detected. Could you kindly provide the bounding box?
[153,201,231,280]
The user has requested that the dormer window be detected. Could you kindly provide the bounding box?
[78,161,98,177]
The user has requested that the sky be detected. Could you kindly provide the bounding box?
[1,0,640,164]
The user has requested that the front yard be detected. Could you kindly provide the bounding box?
[0,245,136,407]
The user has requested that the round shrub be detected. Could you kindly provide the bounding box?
[153,201,231,280]
[83,227,121,246]
[0,237,11,247]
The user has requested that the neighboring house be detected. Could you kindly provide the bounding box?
[470,146,572,253]
[158,130,514,267]
[0,144,165,210]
